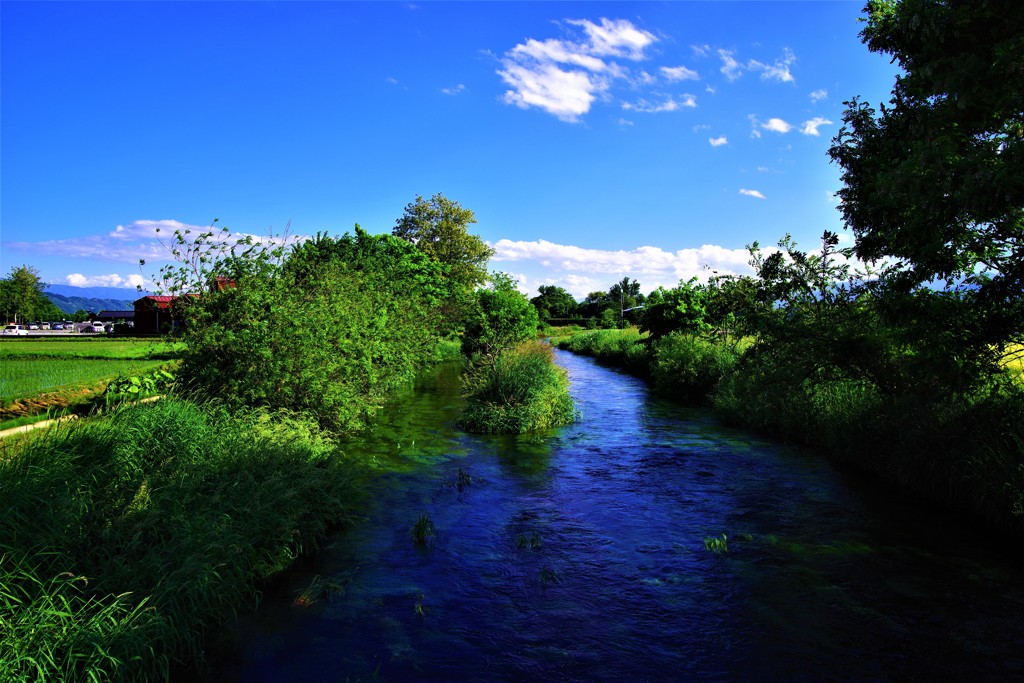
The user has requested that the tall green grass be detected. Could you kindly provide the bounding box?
[552,328,650,375]
[0,398,363,680]
[459,341,577,434]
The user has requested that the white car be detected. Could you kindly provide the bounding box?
[3,324,28,336]
[90,322,106,333]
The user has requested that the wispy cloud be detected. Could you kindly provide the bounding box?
[498,18,657,122]
[441,84,466,95]
[4,219,293,276]
[718,48,797,83]
[739,189,767,199]
[718,49,743,81]
[709,136,728,147]
[809,88,828,103]
[748,47,795,83]
[491,238,754,297]
[660,65,699,82]
[621,94,696,113]
[800,116,833,136]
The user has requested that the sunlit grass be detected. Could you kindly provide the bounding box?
[0,338,183,360]
[0,359,170,404]
[1002,343,1023,382]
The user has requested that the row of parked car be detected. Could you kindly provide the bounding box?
[2,321,111,335]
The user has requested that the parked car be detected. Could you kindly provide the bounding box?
[41,322,51,330]
[27,322,39,330]
[52,323,64,330]
[90,322,106,333]
[3,324,28,336]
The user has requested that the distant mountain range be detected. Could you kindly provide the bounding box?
[44,284,150,316]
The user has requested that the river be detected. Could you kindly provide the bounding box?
[207,348,1024,681]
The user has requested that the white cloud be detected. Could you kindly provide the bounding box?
[709,136,728,147]
[498,17,657,122]
[748,48,796,83]
[660,65,699,82]
[441,84,466,95]
[809,88,828,103]
[622,94,696,113]
[761,117,793,133]
[740,189,767,199]
[65,273,150,289]
[718,49,743,81]
[800,116,833,136]
[566,18,656,60]
[491,238,754,298]
[691,44,712,58]
[499,62,601,123]
[617,118,634,127]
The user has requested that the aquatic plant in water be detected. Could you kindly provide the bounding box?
[704,534,729,554]
[412,513,436,548]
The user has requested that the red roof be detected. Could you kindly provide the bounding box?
[134,295,177,310]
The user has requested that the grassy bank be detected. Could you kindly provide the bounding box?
[0,398,365,681]
[552,328,1024,539]
[459,340,576,434]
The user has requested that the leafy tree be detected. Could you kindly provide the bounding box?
[828,0,1024,355]
[530,285,578,321]
[640,278,711,341]
[609,276,642,317]
[461,273,539,363]
[393,193,495,292]
[0,265,51,323]
[158,220,453,431]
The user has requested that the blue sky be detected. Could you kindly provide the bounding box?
[1,1,899,298]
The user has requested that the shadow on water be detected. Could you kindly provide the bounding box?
[206,350,1024,682]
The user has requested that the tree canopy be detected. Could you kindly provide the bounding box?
[828,0,1023,349]
[0,266,61,323]
[393,193,495,291]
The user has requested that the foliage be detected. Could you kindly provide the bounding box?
[828,0,1023,369]
[392,193,495,292]
[553,328,649,374]
[461,273,539,363]
[0,265,62,324]
[158,222,452,432]
[101,368,175,406]
[649,333,740,402]
[640,278,711,341]
[459,341,576,434]
[0,398,364,680]
[530,285,578,322]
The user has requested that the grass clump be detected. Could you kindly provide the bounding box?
[458,341,577,434]
[0,397,363,681]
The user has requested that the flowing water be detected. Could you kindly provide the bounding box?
[208,349,1024,682]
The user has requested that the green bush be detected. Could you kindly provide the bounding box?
[649,333,740,402]
[459,341,576,434]
[0,398,363,681]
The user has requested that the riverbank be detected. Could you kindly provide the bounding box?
[0,398,369,681]
[551,328,1024,545]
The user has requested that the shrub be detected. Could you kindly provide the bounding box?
[459,341,576,434]
[649,333,740,402]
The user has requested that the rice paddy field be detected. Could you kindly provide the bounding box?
[0,338,182,425]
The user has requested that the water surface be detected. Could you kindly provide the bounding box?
[209,349,1024,681]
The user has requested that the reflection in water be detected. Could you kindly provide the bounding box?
[209,350,1024,682]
